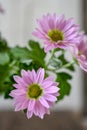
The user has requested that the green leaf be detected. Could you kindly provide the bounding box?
[0,38,10,52]
[58,82,71,100]
[0,63,18,96]
[0,53,10,65]
[4,80,14,99]
[10,40,46,70]
[67,65,75,71]
[28,40,46,68]
[10,46,30,62]
[57,72,72,80]
[0,65,10,93]
[56,72,72,101]
[58,54,67,65]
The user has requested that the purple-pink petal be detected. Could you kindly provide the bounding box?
[36,68,44,83]
[39,97,49,108]
[44,94,57,102]
[45,86,59,93]
[71,34,87,72]
[28,100,35,111]
[27,110,33,119]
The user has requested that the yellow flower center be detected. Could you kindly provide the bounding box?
[27,84,43,99]
[48,29,64,42]
[78,51,83,56]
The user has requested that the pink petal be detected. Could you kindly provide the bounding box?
[63,18,74,32]
[37,19,49,33]
[13,76,28,87]
[39,97,49,108]
[45,86,59,93]
[27,110,33,119]
[32,69,37,82]
[44,43,54,52]
[15,103,22,111]
[44,94,57,102]
[36,68,44,83]
[34,101,48,119]
[28,100,35,111]
[21,69,32,84]
[13,84,22,88]
[10,89,26,97]
[32,28,45,39]
[42,81,54,88]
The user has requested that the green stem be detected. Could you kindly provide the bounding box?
[46,68,56,73]
[9,60,17,67]
[62,60,75,68]
[46,49,55,66]
[46,60,75,74]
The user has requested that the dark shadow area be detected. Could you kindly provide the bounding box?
[0,111,86,130]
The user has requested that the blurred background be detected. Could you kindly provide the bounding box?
[0,0,87,130]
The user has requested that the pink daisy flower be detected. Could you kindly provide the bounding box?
[33,13,80,52]
[10,68,59,119]
[71,34,87,72]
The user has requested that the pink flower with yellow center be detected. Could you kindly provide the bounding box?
[10,68,59,119]
[33,13,80,52]
[71,34,87,72]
